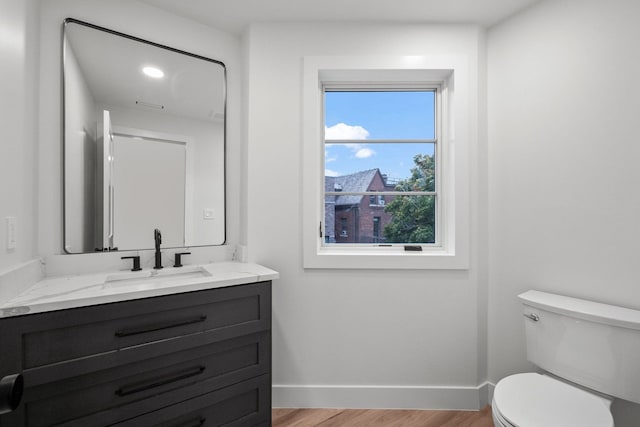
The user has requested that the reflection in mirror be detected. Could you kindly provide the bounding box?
[63,19,226,253]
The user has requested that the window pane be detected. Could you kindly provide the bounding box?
[325,143,435,189]
[325,91,435,140]
[324,195,435,244]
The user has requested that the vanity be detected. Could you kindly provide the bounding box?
[0,262,277,426]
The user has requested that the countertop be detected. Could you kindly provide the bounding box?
[0,262,278,318]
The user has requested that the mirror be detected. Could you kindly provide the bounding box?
[63,19,226,253]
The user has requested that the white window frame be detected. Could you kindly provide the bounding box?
[302,56,469,269]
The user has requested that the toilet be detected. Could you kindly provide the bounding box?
[492,290,640,427]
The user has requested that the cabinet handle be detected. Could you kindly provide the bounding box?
[115,365,206,397]
[0,373,24,415]
[173,417,206,427]
[115,314,207,337]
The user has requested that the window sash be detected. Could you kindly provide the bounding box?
[326,191,436,196]
[324,195,439,246]
[322,84,442,247]
[325,139,437,144]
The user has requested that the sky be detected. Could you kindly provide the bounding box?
[324,90,435,181]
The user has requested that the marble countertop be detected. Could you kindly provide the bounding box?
[0,262,278,318]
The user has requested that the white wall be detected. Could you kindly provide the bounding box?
[488,0,640,423]
[38,0,242,265]
[245,23,489,408]
[0,0,40,272]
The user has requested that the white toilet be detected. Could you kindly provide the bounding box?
[492,290,640,427]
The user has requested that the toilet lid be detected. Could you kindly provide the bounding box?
[493,373,614,427]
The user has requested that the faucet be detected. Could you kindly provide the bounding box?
[153,228,163,269]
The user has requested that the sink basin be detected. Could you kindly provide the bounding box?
[104,266,212,289]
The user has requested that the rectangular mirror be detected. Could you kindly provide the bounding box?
[63,18,226,253]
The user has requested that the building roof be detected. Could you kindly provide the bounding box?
[329,169,379,206]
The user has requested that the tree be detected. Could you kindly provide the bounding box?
[383,154,436,243]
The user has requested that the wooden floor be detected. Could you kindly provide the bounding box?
[272,406,494,427]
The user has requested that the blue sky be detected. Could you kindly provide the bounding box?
[324,91,435,181]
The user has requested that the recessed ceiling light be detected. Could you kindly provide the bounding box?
[142,66,164,78]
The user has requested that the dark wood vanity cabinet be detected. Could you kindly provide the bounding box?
[0,281,272,426]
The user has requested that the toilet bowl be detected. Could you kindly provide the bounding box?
[492,373,613,427]
[491,290,640,427]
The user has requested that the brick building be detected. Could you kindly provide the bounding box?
[324,169,396,244]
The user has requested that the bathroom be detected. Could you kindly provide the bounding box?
[1,0,640,425]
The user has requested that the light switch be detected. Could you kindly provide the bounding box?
[5,217,16,250]
[203,209,215,220]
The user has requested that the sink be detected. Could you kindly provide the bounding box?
[104,266,212,289]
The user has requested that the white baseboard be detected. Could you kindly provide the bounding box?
[273,382,493,410]
[487,382,495,406]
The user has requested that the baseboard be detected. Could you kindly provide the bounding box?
[273,383,492,410]
[486,382,495,406]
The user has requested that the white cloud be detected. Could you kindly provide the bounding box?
[325,169,340,177]
[355,148,375,158]
[325,123,370,140]
[325,149,337,163]
[325,123,375,162]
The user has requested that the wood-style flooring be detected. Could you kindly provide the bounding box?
[272,406,494,427]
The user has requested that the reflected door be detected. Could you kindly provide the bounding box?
[111,135,186,250]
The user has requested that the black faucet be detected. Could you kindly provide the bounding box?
[153,228,163,269]
[121,256,142,271]
[174,252,191,268]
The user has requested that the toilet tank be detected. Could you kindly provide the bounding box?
[519,290,640,404]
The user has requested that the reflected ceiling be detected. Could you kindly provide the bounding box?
[66,23,225,121]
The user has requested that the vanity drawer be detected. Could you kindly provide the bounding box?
[113,374,271,427]
[19,282,270,369]
[23,332,270,427]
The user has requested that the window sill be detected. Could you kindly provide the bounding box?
[304,246,468,270]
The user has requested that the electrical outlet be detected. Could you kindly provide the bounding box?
[5,217,16,250]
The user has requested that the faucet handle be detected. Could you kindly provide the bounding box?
[121,256,142,271]
[174,252,191,268]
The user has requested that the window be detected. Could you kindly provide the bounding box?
[373,216,381,241]
[368,195,386,206]
[340,217,348,238]
[324,87,439,246]
[302,56,469,269]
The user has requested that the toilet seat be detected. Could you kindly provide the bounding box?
[492,373,614,427]
[492,398,516,427]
